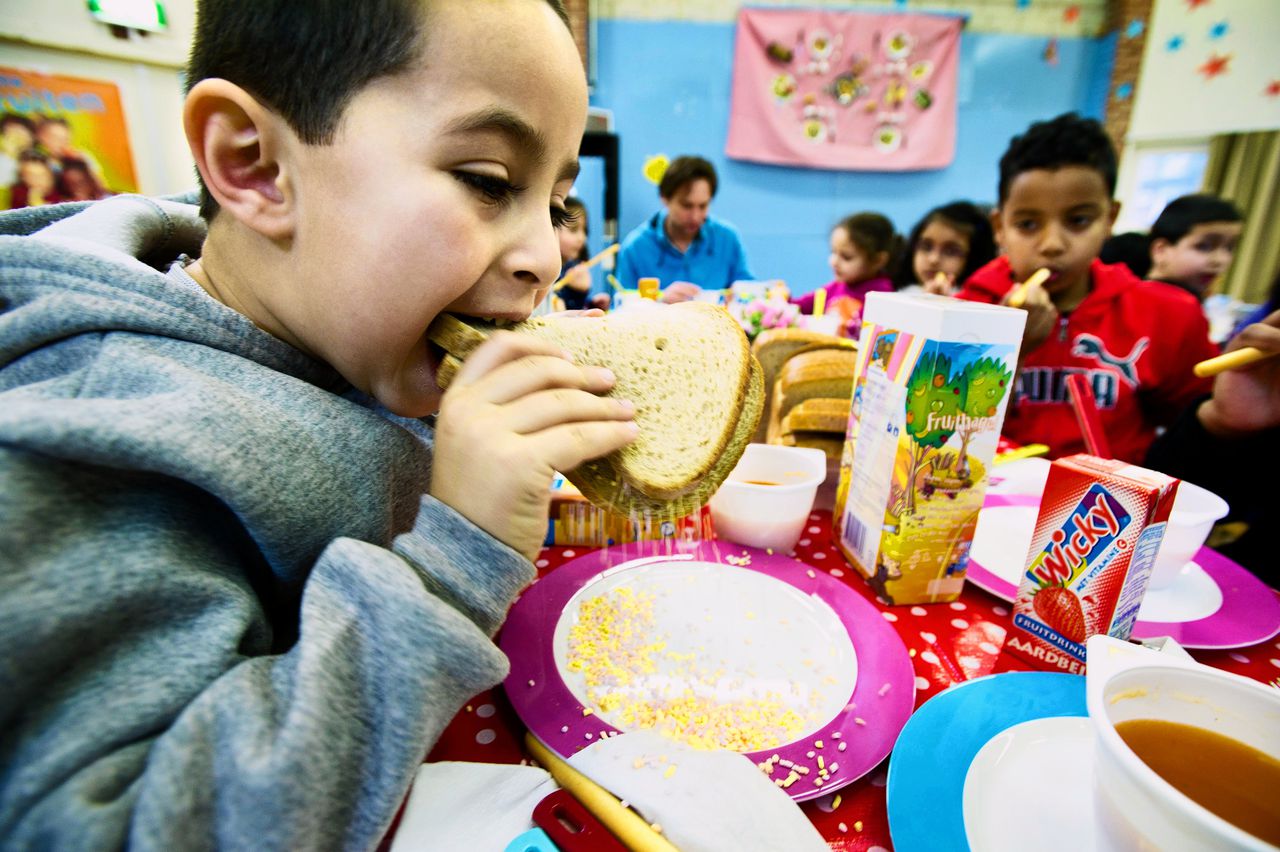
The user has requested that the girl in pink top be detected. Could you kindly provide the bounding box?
[793,212,901,339]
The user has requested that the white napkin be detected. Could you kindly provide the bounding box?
[390,761,556,852]
[392,732,827,851]
[568,731,828,852]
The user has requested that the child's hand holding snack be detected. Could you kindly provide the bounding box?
[922,271,956,296]
[1006,278,1058,356]
[561,263,592,293]
[1199,310,1280,438]
[430,331,638,561]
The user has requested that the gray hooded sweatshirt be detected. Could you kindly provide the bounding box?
[0,195,533,850]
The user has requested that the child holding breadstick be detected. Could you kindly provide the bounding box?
[956,113,1217,462]
[793,212,900,339]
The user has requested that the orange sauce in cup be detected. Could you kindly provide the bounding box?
[1115,718,1280,845]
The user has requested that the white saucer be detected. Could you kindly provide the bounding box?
[1138,561,1224,623]
[963,717,1097,852]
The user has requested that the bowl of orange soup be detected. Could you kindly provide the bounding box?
[709,443,827,553]
[1089,663,1280,851]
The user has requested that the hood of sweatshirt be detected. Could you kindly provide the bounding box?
[0,195,433,579]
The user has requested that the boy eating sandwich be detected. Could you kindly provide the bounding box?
[0,1,637,847]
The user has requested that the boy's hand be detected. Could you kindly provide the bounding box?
[923,272,956,297]
[430,331,638,562]
[1199,310,1280,438]
[661,282,701,303]
[1005,282,1058,354]
[562,264,591,293]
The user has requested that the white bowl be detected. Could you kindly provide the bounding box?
[1089,663,1280,851]
[709,444,827,553]
[803,313,842,337]
[1148,480,1229,590]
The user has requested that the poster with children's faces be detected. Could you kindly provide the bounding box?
[726,9,961,171]
[1,67,138,210]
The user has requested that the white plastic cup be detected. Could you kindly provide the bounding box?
[709,443,827,553]
[1147,480,1229,590]
[804,313,842,337]
[1089,664,1280,851]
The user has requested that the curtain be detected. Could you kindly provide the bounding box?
[1202,130,1280,304]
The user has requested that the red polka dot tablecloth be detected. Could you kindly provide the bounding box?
[423,510,1280,851]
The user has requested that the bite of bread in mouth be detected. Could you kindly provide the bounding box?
[426,302,763,518]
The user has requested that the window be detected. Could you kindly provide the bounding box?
[1114,140,1210,232]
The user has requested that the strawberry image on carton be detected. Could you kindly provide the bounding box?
[1008,455,1180,673]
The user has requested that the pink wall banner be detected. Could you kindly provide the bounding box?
[726,9,962,171]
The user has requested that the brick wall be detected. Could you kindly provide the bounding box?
[563,0,589,69]
[1103,0,1154,150]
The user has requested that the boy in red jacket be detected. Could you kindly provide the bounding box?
[957,113,1216,462]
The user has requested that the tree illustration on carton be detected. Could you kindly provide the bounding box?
[953,356,1013,479]
[902,348,961,515]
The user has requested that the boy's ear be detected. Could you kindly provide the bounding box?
[989,206,1005,249]
[1107,199,1122,229]
[1150,236,1172,265]
[184,78,295,240]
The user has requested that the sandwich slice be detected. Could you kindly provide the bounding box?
[427,302,763,518]
[750,328,855,442]
[780,397,850,437]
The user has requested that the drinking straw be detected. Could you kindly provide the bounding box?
[993,443,1051,464]
[1193,346,1275,378]
[607,274,623,292]
[525,732,680,852]
[1065,373,1112,458]
[1007,268,1051,308]
[813,288,827,317]
[553,243,621,289]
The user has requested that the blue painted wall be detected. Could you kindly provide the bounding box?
[574,19,1115,295]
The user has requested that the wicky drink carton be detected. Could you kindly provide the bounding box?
[834,293,1025,605]
[1008,455,1180,673]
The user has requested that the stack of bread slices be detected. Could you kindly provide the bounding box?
[751,328,857,461]
[427,303,763,519]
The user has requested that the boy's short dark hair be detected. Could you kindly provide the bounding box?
[1,112,36,135]
[1149,194,1243,244]
[186,0,569,221]
[659,156,718,200]
[17,149,51,168]
[997,112,1117,203]
[1099,231,1152,279]
[37,115,71,131]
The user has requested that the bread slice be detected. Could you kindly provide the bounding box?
[426,303,761,516]
[780,430,845,459]
[569,357,763,518]
[780,397,850,437]
[776,348,857,418]
[750,329,854,442]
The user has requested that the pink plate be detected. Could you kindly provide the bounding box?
[499,540,916,802]
[967,497,1280,650]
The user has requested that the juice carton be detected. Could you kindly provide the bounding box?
[834,293,1025,605]
[545,474,713,546]
[1008,455,1180,673]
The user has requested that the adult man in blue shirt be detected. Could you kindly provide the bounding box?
[615,156,753,302]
